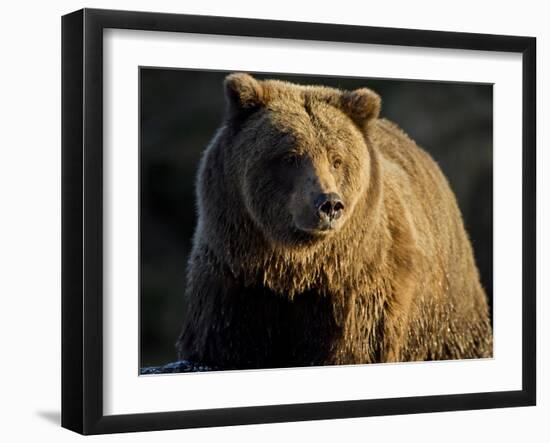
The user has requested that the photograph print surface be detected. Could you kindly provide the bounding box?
[139,69,493,373]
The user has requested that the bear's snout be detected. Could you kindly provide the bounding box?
[314,193,344,226]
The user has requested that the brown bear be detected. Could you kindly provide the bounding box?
[176,73,493,369]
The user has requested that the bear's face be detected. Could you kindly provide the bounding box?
[223,74,381,248]
[239,105,369,246]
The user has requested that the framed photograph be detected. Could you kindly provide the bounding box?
[61,8,536,435]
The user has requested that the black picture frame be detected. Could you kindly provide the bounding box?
[61,8,536,435]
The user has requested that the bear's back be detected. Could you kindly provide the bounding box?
[372,118,465,258]
[370,118,491,360]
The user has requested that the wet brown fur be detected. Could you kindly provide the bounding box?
[176,73,493,369]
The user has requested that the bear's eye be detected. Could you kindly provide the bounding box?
[281,154,301,167]
[332,158,343,169]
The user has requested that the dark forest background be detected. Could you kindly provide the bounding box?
[140,68,493,368]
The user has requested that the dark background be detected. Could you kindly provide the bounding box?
[140,68,493,368]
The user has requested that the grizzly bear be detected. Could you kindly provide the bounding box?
[176,73,493,369]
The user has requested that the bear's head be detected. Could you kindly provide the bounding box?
[222,73,381,248]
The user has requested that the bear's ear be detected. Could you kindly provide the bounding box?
[224,73,266,114]
[340,88,381,127]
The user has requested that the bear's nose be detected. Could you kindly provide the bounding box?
[315,193,344,221]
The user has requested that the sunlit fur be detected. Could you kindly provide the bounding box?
[176,73,493,369]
